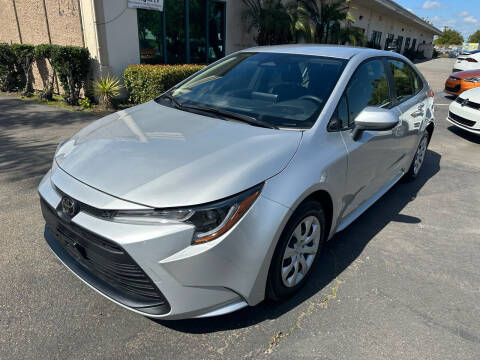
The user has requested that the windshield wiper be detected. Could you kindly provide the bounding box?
[157,92,277,129]
[181,103,278,129]
[157,92,182,109]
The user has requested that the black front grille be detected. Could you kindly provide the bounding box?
[455,97,480,110]
[41,198,170,313]
[449,111,476,127]
[445,84,461,92]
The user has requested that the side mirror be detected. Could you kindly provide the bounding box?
[352,107,399,141]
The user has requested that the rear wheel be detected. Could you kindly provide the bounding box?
[267,200,326,300]
[404,133,429,181]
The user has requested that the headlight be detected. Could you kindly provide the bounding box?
[112,184,263,244]
[464,77,480,83]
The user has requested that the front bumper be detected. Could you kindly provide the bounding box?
[39,166,290,319]
[447,101,480,135]
[444,80,479,97]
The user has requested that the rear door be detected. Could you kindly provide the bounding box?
[386,58,428,169]
[337,58,401,220]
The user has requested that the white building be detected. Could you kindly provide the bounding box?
[349,0,442,58]
[1,0,442,82]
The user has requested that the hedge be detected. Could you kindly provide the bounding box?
[0,43,90,104]
[123,64,205,104]
[12,44,36,95]
[50,45,90,105]
[0,43,24,92]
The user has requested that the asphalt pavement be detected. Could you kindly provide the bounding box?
[0,58,479,359]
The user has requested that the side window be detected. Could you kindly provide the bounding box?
[388,59,422,102]
[413,72,424,93]
[328,94,349,131]
[337,95,349,130]
[345,59,391,126]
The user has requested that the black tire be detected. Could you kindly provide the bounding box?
[267,200,326,301]
[404,133,429,182]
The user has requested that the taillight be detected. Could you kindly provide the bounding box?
[466,58,478,63]
[427,88,434,98]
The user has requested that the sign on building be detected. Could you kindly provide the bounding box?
[462,42,479,52]
[128,0,163,12]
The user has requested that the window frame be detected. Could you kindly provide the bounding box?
[327,56,396,132]
[385,57,425,107]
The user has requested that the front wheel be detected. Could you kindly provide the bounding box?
[267,200,326,300]
[404,133,429,181]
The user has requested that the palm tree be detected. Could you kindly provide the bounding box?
[242,0,294,45]
[287,1,315,43]
[323,1,355,43]
[295,0,354,44]
[339,26,366,46]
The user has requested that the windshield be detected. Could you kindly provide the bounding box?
[158,52,347,129]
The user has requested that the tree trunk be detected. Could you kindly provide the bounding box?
[22,65,32,96]
[40,59,55,101]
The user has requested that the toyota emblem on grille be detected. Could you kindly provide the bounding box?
[61,196,78,217]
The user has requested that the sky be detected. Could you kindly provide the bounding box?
[395,0,480,41]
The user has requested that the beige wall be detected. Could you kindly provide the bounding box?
[225,0,256,54]
[0,0,21,43]
[0,0,84,91]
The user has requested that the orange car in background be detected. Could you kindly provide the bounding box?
[444,69,480,96]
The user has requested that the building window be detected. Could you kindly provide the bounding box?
[396,36,404,53]
[385,33,394,50]
[138,9,165,64]
[370,30,382,48]
[137,0,226,65]
[208,0,226,63]
[404,37,411,51]
[411,39,417,50]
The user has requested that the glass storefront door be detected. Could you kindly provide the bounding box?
[137,0,226,65]
[207,1,226,63]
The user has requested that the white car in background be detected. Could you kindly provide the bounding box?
[447,87,480,134]
[453,50,480,73]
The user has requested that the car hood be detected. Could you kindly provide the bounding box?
[452,69,480,79]
[55,101,302,208]
[458,86,480,100]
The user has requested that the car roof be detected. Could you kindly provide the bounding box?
[240,44,398,60]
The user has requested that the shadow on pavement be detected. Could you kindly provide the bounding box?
[157,150,441,333]
[0,96,93,186]
[447,125,480,144]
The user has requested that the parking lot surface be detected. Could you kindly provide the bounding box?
[1,58,479,359]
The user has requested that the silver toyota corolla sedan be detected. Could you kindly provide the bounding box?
[39,45,435,320]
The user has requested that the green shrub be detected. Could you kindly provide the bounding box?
[0,43,22,92]
[11,44,36,96]
[50,45,90,105]
[123,64,205,104]
[79,97,92,109]
[93,74,122,109]
[35,44,57,100]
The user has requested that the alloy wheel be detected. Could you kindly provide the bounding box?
[413,136,428,175]
[281,216,321,288]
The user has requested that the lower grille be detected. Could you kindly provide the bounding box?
[41,198,170,314]
[449,111,476,127]
[445,84,461,92]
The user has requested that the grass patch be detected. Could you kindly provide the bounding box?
[0,91,132,117]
